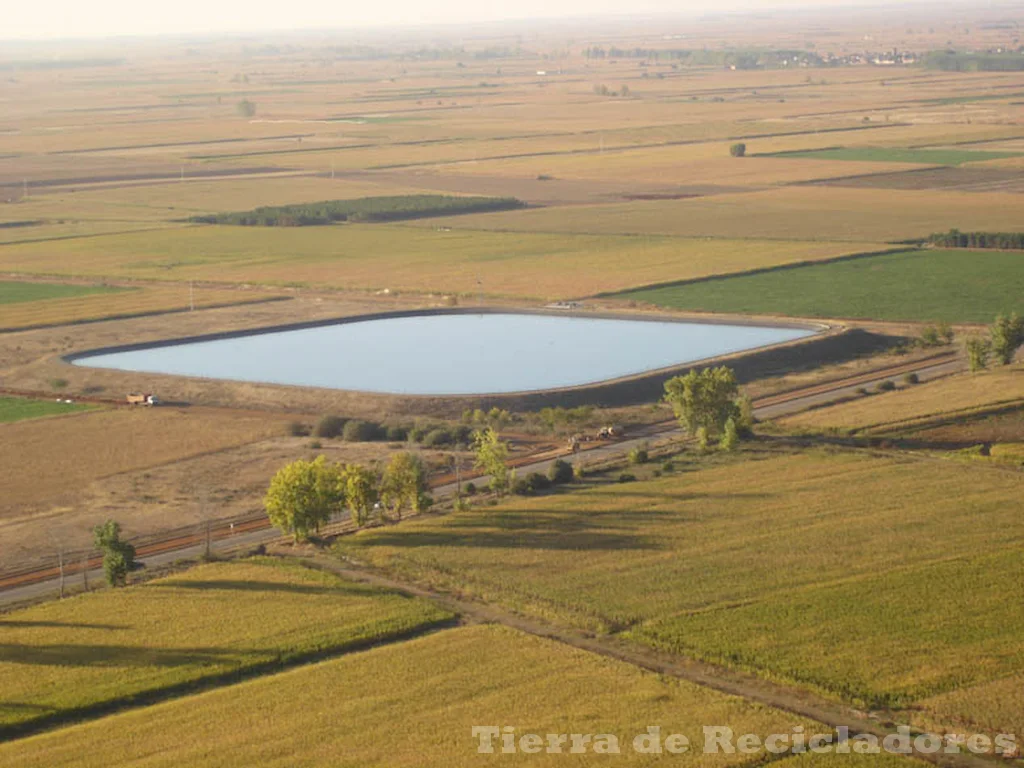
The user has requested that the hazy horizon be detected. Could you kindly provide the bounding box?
[0,0,998,42]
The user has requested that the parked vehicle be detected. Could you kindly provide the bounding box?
[126,393,160,406]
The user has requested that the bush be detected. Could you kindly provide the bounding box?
[526,472,551,492]
[903,373,920,385]
[288,421,310,437]
[548,459,574,485]
[386,424,409,442]
[729,142,747,157]
[617,473,637,483]
[50,378,69,390]
[877,380,897,392]
[628,445,649,465]
[464,481,477,496]
[408,425,429,443]
[342,420,381,442]
[422,428,454,447]
[308,440,322,450]
[854,387,869,397]
[572,463,586,481]
[314,415,347,439]
[661,461,675,473]
[511,478,532,496]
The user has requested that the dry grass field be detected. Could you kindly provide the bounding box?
[0,282,284,330]
[0,623,820,767]
[0,558,452,733]
[0,406,291,514]
[0,225,889,298]
[781,364,1024,432]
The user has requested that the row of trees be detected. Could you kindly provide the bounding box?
[966,313,1024,372]
[190,195,525,227]
[264,453,431,542]
[929,229,1024,250]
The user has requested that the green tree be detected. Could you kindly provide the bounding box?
[472,427,513,497]
[937,320,955,345]
[236,99,256,117]
[966,337,992,372]
[380,452,429,521]
[264,456,345,542]
[92,520,136,587]
[719,416,739,452]
[342,464,379,527]
[664,366,741,440]
[729,142,747,157]
[990,312,1024,365]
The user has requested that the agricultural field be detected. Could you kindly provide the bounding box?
[781,363,1024,433]
[425,186,1024,243]
[0,280,120,305]
[0,396,94,424]
[335,448,1024,712]
[768,147,1023,165]
[0,406,292,514]
[0,282,284,330]
[0,623,819,767]
[614,249,1024,322]
[0,558,452,734]
[0,225,888,299]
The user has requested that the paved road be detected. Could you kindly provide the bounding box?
[0,354,963,608]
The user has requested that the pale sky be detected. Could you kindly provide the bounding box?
[2,0,946,41]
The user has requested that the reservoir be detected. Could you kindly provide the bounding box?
[71,312,816,395]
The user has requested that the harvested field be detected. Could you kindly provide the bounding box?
[781,364,1024,432]
[916,674,1024,743]
[0,406,291,515]
[614,249,1024,323]
[337,448,1024,708]
[0,283,285,331]
[422,186,1024,242]
[808,166,1024,194]
[0,224,888,299]
[0,559,452,734]
[0,623,819,767]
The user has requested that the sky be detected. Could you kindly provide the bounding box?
[2,0,948,41]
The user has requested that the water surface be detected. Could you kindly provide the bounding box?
[74,313,814,395]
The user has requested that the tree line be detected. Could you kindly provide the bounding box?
[189,195,525,227]
[929,229,1024,250]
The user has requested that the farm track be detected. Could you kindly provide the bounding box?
[0,350,962,595]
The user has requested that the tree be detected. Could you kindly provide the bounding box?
[990,312,1024,365]
[937,320,955,345]
[236,99,257,117]
[719,416,739,452]
[342,464,379,527]
[664,366,741,440]
[472,427,513,497]
[93,520,137,587]
[380,452,429,521]
[264,456,345,542]
[729,142,747,157]
[966,337,992,372]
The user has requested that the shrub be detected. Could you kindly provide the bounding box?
[628,445,649,465]
[288,421,310,437]
[854,387,869,397]
[314,415,347,439]
[661,461,675,473]
[729,142,747,157]
[877,380,897,392]
[422,428,454,447]
[526,472,551,492]
[548,459,574,485]
[386,424,409,442]
[464,481,478,496]
[903,373,920,385]
[50,378,69,390]
[572,463,586,481]
[342,420,381,442]
[308,440,322,450]
[511,478,532,496]
[617,473,637,483]
[408,425,429,443]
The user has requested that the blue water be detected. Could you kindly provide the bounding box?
[73,313,814,395]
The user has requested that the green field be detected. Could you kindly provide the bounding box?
[0,558,452,735]
[0,280,122,305]
[615,249,1024,322]
[335,449,1024,710]
[770,147,1022,165]
[0,397,93,423]
[0,624,820,768]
